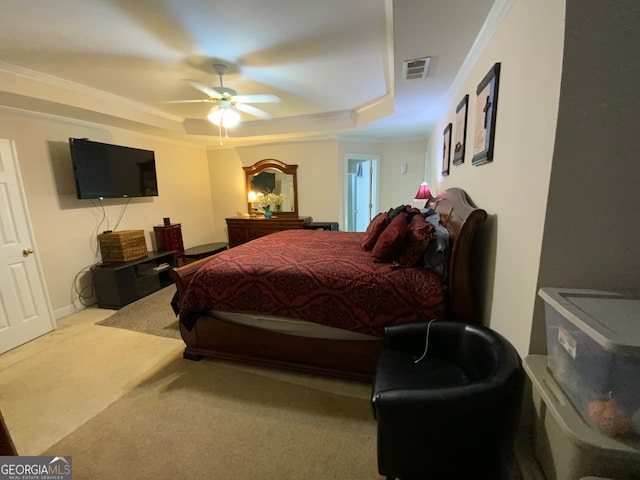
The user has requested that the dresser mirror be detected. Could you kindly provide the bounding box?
[243,159,299,217]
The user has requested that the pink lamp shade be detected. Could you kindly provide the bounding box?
[414,182,433,202]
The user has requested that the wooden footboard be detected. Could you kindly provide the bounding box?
[170,256,211,303]
[179,315,382,381]
[169,253,382,381]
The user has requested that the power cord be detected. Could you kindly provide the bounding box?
[414,319,437,364]
[72,263,98,308]
[112,197,131,231]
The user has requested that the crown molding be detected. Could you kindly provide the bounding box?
[0,61,184,124]
[445,0,515,106]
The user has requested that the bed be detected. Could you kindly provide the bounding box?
[170,187,487,381]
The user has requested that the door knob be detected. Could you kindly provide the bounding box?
[23,248,34,256]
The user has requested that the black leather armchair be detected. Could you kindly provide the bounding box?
[371,321,524,480]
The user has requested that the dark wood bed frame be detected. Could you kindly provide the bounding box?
[169,188,487,382]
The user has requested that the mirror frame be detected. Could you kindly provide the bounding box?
[243,159,299,218]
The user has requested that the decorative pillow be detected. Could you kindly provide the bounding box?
[387,204,406,222]
[404,205,423,218]
[397,215,435,267]
[372,212,408,263]
[360,212,389,251]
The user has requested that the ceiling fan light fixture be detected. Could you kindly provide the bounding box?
[207,107,240,128]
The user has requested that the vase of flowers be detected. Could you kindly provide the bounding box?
[259,192,284,217]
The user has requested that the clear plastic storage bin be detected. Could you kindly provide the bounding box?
[525,355,640,480]
[539,288,640,442]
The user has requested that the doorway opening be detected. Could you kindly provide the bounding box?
[345,155,379,232]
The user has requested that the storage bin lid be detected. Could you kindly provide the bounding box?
[539,288,640,355]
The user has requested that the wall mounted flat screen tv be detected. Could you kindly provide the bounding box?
[69,138,158,199]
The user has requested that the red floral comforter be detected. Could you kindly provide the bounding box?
[179,229,446,337]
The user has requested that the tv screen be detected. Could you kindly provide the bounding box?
[69,138,158,199]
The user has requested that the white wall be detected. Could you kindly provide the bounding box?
[208,138,430,235]
[0,109,212,317]
[339,139,428,223]
[380,140,429,208]
[208,140,342,229]
[531,0,640,353]
[206,148,245,242]
[427,0,566,356]
[236,141,341,224]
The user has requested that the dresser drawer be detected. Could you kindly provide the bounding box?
[226,216,312,247]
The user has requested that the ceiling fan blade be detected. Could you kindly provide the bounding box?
[164,99,213,104]
[188,81,222,99]
[232,94,281,104]
[235,103,273,119]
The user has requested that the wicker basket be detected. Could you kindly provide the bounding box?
[98,230,148,262]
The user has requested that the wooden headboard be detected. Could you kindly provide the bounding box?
[431,188,487,325]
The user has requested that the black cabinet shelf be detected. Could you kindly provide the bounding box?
[303,222,339,231]
[91,250,176,309]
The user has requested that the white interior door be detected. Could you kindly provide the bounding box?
[347,174,356,230]
[354,161,371,232]
[0,139,54,354]
[345,156,378,232]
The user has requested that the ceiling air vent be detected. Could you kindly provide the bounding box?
[402,57,431,80]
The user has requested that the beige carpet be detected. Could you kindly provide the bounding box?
[0,308,184,457]
[96,286,181,340]
[43,356,377,480]
[2,303,536,479]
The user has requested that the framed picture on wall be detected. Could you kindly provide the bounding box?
[453,94,469,166]
[442,122,452,176]
[472,62,501,166]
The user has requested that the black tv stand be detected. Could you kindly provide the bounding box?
[91,250,176,309]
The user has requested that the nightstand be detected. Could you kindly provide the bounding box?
[154,224,185,263]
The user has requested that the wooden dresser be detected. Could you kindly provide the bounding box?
[226,216,313,247]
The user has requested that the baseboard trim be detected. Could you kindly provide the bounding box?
[53,303,85,320]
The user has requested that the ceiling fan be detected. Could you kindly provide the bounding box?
[172,63,281,126]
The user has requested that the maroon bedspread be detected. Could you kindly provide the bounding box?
[179,229,446,337]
